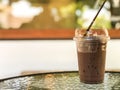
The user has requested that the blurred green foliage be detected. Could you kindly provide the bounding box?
[0,0,112,29]
[76,0,111,29]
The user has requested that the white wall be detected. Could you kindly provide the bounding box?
[0,39,120,79]
[106,39,120,71]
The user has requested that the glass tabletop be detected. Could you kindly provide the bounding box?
[0,71,120,90]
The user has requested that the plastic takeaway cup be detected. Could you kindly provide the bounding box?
[74,29,110,84]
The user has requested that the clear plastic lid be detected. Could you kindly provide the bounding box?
[74,29,110,43]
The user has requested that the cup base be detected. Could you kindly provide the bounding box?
[80,80,103,84]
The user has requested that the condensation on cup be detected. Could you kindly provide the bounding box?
[74,29,110,84]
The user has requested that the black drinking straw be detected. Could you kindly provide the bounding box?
[84,0,107,36]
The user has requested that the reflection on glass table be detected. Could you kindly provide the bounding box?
[0,71,120,90]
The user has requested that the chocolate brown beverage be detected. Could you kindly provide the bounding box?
[74,29,110,84]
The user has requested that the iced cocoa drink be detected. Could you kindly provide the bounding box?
[74,29,109,84]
